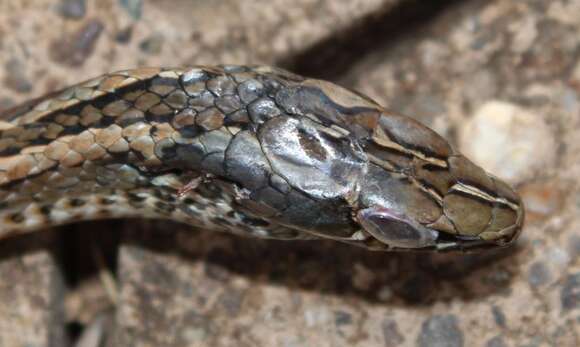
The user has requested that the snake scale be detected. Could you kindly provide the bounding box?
[0,65,524,252]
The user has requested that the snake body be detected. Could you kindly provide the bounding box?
[0,65,524,251]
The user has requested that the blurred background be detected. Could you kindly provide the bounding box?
[0,0,578,346]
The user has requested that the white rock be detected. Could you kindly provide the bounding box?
[459,101,556,183]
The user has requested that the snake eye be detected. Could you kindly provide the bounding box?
[357,207,438,249]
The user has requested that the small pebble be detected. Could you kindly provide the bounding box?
[527,261,552,288]
[484,266,512,288]
[519,180,565,222]
[352,262,374,291]
[561,273,580,311]
[50,19,104,66]
[58,0,86,19]
[3,59,32,93]
[119,0,143,20]
[304,308,330,327]
[560,87,579,114]
[377,285,393,302]
[417,314,464,347]
[115,26,133,44]
[459,101,556,183]
[181,327,207,342]
[491,306,507,328]
[218,289,243,315]
[139,34,164,55]
[521,336,543,347]
[548,247,571,267]
[568,234,580,260]
[0,97,14,111]
[486,336,508,347]
[334,311,352,326]
[382,319,404,347]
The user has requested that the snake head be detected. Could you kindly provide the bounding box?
[244,74,524,252]
[353,110,525,252]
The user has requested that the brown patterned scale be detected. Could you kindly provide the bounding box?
[0,65,524,252]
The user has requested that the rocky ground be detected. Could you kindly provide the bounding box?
[0,0,578,346]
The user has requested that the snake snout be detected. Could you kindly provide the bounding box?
[440,156,524,247]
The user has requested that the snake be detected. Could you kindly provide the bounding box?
[0,65,524,252]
